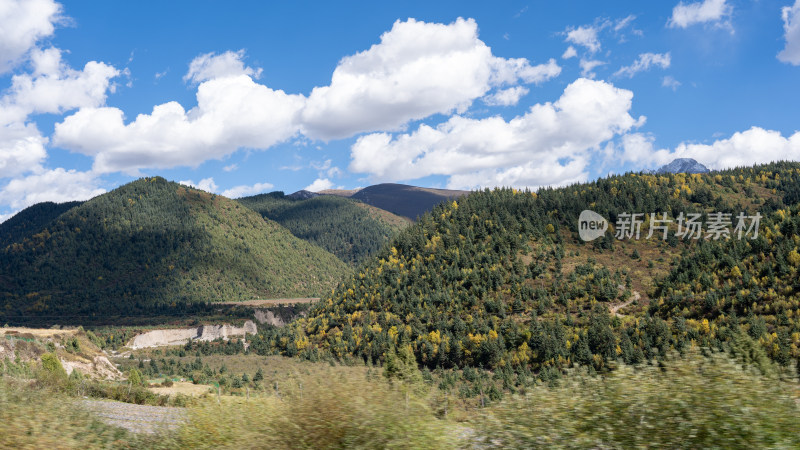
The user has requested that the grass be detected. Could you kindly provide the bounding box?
[160,367,457,449]
[4,347,800,448]
[475,349,800,449]
[0,378,135,449]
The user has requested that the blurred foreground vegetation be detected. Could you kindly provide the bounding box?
[3,347,799,448]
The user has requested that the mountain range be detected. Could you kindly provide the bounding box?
[0,178,464,323]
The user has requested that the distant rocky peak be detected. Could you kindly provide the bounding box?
[287,190,319,200]
[656,158,710,174]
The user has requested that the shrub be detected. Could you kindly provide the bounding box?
[37,353,67,388]
[128,368,144,386]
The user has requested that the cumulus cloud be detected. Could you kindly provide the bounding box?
[53,17,561,176]
[615,127,800,171]
[667,0,731,29]
[0,168,105,211]
[179,177,218,193]
[0,44,118,180]
[0,47,119,124]
[349,78,644,189]
[300,18,559,140]
[54,74,306,174]
[0,122,48,177]
[614,52,671,78]
[220,181,274,198]
[183,50,263,85]
[663,127,800,169]
[778,0,800,65]
[0,0,62,74]
[483,86,530,106]
[562,46,577,59]
[304,178,335,192]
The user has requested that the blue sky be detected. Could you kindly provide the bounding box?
[1,0,799,220]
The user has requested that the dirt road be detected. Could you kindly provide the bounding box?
[81,400,187,434]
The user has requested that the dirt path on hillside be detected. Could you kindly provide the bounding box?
[610,289,641,316]
[81,400,187,434]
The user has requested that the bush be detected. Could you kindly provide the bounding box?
[37,353,67,388]
[127,367,143,386]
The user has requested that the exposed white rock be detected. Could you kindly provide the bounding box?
[128,321,257,349]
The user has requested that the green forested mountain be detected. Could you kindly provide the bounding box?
[0,177,351,322]
[0,201,82,249]
[238,192,409,266]
[250,162,800,378]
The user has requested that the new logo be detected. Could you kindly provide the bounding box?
[578,210,608,241]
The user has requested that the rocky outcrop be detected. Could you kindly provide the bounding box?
[253,309,287,326]
[60,355,123,380]
[128,321,257,349]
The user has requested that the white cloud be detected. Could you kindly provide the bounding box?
[300,18,559,140]
[483,86,529,106]
[221,181,274,198]
[662,127,800,169]
[52,18,561,176]
[0,122,47,177]
[614,15,637,33]
[54,74,305,174]
[0,211,15,223]
[0,0,62,74]
[617,133,670,164]
[615,127,800,171]
[614,52,671,78]
[564,25,602,53]
[350,78,644,189]
[179,177,218,193]
[662,76,681,90]
[0,44,119,182]
[778,0,800,65]
[183,50,262,84]
[579,59,606,78]
[304,178,334,192]
[0,168,105,211]
[222,163,238,172]
[668,0,731,29]
[562,46,577,59]
[1,47,119,123]
[489,57,561,86]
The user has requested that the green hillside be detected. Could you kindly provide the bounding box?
[238,192,410,266]
[0,177,351,323]
[250,162,800,377]
[0,201,82,249]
